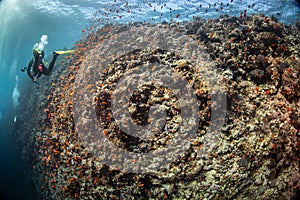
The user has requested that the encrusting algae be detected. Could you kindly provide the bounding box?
[16,13,300,200]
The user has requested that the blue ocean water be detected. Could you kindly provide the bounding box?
[0,0,299,199]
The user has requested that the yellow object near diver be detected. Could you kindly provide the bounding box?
[54,50,75,55]
[33,49,43,54]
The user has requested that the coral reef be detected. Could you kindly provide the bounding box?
[18,14,299,199]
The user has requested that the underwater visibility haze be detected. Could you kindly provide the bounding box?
[0,0,300,199]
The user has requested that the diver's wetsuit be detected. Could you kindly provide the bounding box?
[26,50,58,81]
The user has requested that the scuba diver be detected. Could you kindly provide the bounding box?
[21,48,75,87]
[21,49,59,84]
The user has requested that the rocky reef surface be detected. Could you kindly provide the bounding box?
[17,14,299,199]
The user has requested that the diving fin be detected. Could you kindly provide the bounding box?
[54,50,75,55]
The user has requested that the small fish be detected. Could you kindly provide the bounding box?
[244,10,247,17]
[176,13,180,18]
